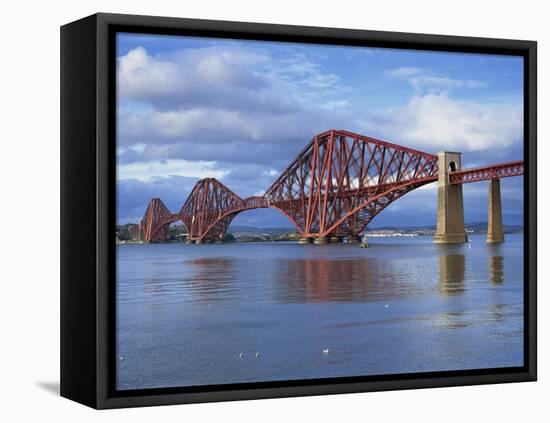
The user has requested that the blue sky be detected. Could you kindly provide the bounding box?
[116,33,524,228]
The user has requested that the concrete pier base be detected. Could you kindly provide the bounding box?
[214,240,224,244]
[433,151,468,244]
[313,237,329,245]
[433,232,468,243]
[186,239,195,244]
[195,239,204,244]
[298,237,312,244]
[346,235,361,244]
[329,236,342,243]
[487,178,504,244]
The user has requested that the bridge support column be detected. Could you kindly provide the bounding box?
[434,152,468,244]
[298,237,312,244]
[487,178,504,244]
[346,235,361,244]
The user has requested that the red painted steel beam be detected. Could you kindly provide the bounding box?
[449,160,524,184]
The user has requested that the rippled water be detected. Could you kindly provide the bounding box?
[116,234,524,390]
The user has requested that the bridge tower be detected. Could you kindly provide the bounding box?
[433,152,468,244]
[487,178,504,243]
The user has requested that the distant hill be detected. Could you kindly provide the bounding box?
[229,225,296,234]
[228,222,523,235]
[366,222,523,234]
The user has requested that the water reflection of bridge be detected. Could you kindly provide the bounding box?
[137,249,506,303]
[438,253,504,296]
[133,249,508,305]
[270,252,505,302]
[276,258,397,303]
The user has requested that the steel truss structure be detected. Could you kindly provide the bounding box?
[449,160,524,184]
[263,130,439,238]
[179,179,268,242]
[137,130,524,243]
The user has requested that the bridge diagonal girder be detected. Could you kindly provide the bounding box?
[263,130,439,237]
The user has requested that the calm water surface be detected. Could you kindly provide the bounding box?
[116,235,524,390]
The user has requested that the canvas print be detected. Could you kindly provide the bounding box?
[115,33,525,391]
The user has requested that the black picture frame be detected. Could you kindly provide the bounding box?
[60,12,537,409]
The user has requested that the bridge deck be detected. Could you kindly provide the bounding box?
[449,160,524,184]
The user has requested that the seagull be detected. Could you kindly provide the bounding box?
[119,355,124,361]
[255,352,260,358]
[239,352,244,358]
[384,304,389,308]
[323,349,330,355]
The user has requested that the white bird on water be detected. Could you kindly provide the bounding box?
[255,352,260,358]
[323,349,330,355]
[239,352,244,358]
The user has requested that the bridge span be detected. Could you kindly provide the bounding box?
[132,129,523,245]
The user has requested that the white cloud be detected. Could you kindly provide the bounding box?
[118,105,345,150]
[116,46,353,167]
[262,169,279,177]
[117,159,227,181]
[385,66,486,92]
[409,75,486,91]
[118,47,181,101]
[321,100,350,110]
[364,93,522,152]
[118,45,346,115]
[117,46,289,112]
[416,182,438,191]
[273,56,341,89]
[385,67,423,78]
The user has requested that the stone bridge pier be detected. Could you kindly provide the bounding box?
[434,151,506,244]
[487,178,504,243]
[433,152,468,244]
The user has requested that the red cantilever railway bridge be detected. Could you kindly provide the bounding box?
[138,129,524,243]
